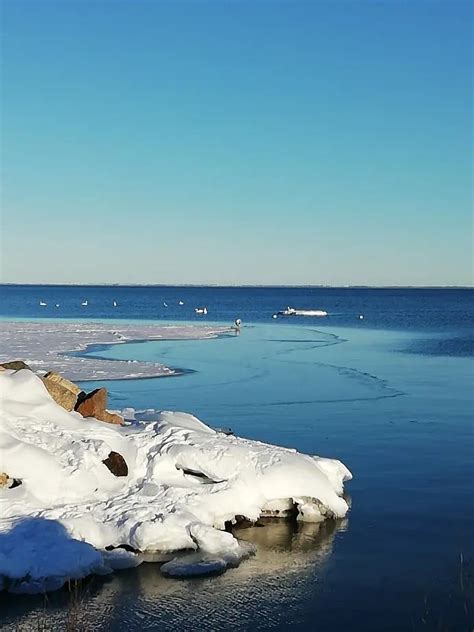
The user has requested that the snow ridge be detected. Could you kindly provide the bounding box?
[0,369,352,593]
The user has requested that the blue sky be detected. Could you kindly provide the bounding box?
[1,0,472,285]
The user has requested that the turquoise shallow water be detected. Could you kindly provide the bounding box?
[1,320,473,631]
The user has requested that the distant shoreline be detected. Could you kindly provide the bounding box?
[1,283,472,289]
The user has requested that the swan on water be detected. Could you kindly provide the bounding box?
[195,307,208,315]
[81,300,88,307]
[39,301,47,306]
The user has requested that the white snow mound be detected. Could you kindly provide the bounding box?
[0,369,352,592]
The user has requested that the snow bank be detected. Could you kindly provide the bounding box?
[0,369,352,592]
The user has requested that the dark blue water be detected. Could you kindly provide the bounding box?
[0,286,473,631]
[1,284,472,333]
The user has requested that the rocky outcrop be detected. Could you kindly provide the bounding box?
[0,473,21,489]
[0,361,31,371]
[2,362,124,424]
[102,451,128,477]
[41,372,82,412]
[75,388,124,425]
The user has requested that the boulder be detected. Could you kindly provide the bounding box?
[0,360,31,371]
[41,372,82,412]
[75,388,107,417]
[100,410,125,425]
[0,473,21,489]
[102,451,128,477]
[75,388,123,425]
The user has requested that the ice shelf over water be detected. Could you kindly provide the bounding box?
[0,321,230,381]
[0,369,352,592]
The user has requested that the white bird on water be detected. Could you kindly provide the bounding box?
[39,301,47,307]
[55,304,60,308]
[178,300,184,306]
[113,301,117,307]
[195,307,208,315]
[163,302,168,308]
[81,300,88,307]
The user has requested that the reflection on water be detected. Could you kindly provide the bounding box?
[0,518,348,631]
[233,516,348,575]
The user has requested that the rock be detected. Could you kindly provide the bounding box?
[75,388,124,425]
[101,410,125,425]
[0,473,21,489]
[0,360,31,371]
[75,388,107,417]
[41,372,82,412]
[102,451,128,477]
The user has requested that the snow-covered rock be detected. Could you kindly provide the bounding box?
[0,369,352,592]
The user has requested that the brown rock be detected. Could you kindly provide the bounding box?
[75,388,123,425]
[41,372,82,412]
[0,360,31,371]
[75,388,107,417]
[0,473,21,489]
[102,451,128,477]
[101,410,124,425]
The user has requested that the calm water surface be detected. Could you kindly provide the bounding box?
[0,287,472,631]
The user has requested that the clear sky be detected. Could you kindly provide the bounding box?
[1,0,472,286]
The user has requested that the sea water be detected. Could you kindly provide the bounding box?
[0,286,472,631]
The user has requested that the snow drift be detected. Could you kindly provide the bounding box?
[0,369,352,593]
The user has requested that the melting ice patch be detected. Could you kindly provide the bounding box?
[0,369,352,592]
[0,322,230,381]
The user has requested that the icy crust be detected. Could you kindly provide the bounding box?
[0,370,352,592]
[0,321,229,381]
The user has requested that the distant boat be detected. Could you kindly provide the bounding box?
[81,300,88,307]
[113,301,117,307]
[178,300,184,306]
[195,307,208,315]
[275,307,328,318]
[39,301,47,306]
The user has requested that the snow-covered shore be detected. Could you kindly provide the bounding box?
[0,321,230,381]
[0,369,352,593]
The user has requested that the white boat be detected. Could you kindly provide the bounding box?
[81,300,88,307]
[276,306,327,317]
[195,307,208,315]
[39,301,47,306]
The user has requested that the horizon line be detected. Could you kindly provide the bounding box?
[0,283,472,290]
